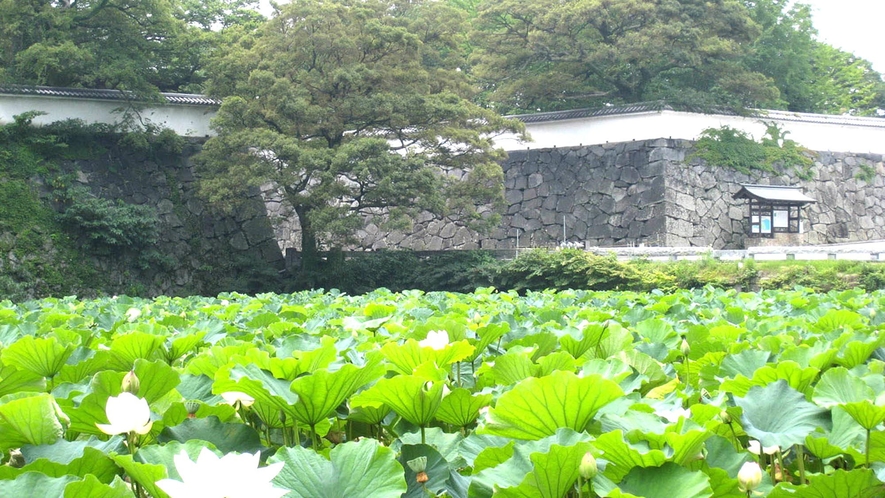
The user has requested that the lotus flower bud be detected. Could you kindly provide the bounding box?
[122,370,140,395]
[720,410,732,424]
[680,338,691,356]
[738,461,762,492]
[579,452,598,480]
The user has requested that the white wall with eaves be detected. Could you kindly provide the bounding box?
[495,109,885,154]
[0,94,217,137]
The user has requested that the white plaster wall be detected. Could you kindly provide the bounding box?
[496,109,885,154]
[0,95,216,137]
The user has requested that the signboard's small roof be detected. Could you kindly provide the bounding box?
[733,184,816,204]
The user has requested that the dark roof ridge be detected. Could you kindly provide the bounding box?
[0,84,221,106]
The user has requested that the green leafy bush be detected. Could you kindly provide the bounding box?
[57,186,159,251]
[692,123,814,178]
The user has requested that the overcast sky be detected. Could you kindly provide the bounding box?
[258,0,885,73]
[800,0,885,72]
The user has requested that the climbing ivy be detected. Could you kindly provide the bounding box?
[692,122,815,179]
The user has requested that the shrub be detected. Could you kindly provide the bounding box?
[57,186,159,252]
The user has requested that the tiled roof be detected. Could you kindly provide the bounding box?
[0,84,221,106]
[734,184,817,204]
[508,102,673,123]
[508,101,885,128]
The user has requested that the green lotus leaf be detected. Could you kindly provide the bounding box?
[703,435,755,478]
[0,363,44,397]
[398,444,463,498]
[350,375,445,427]
[0,472,77,497]
[381,338,475,375]
[736,380,832,449]
[536,351,578,376]
[718,350,772,379]
[581,357,633,384]
[275,335,338,374]
[560,322,609,359]
[56,349,114,386]
[347,402,390,425]
[805,407,866,459]
[289,358,385,427]
[468,429,592,498]
[185,344,255,378]
[246,312,280,329]
[812,367,874,408]
[494,441,591,498]
[270,439,406,498]
[593,430,668,482]
[611,463,713,498]
[56,370,126,435]
[476,350,536,387]
[596,325,633,359]
[163,332,206,364]
[158,415,263,454]
[812,309,866,334]
[779,342,838,371]
[435,388,492,428]
[0,446,119,482]
[722,361,819,397]
[767,469,880,498]
[0,392,65,451]
[479,371,623,440]
[212,363,300,418]
[842,401,885,431]
[64,475,135,498]
[21,436,126,465]
[1,335,74,379]
[468,322,509,361]
[615,350,668,394]
[633,319,679,348]
[835,340,882,370]
[108,332,164,370]
[646,428,711,467]
[133,359,181,405]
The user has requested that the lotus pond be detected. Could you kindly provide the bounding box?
[1,286,884,497]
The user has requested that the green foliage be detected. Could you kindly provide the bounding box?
[0,0,264,94]
[198,0,522,266]
[692,123,814,178]
[469,0,777,113]
[57,186,159,252]
[489,249,666,292]
[855,164,877,183]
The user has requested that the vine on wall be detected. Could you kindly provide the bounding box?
[691,122,815,179]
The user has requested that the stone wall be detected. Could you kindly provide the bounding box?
[279,138,885,252]
[59,139,283,295]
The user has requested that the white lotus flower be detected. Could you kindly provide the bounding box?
[156,448,287,498]
[419,330,449,350]
[738,461,763,492]
[748,440,779,455]
[125,307,142,322]
[221,391,255,408]
[96,392,153,435]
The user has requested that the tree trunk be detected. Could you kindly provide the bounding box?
[294,205,320,271]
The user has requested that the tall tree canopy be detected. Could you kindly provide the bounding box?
[0,0,263,95]
[467,0,780,113]
[741,0,885,115]
[197,0,522,265]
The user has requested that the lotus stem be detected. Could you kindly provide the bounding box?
[796,445,806,484]
[421,425,426,445]
[866,428,872,468]
[310,424,319,451]
[577,475,584,498]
